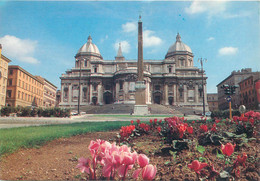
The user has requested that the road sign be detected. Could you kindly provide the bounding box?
[226,96,231,103]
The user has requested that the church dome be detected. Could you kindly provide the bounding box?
[165,33,192,58]
[76,35,102,59]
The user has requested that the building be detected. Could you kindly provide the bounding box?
[207,93,218,111]
[56,90,61,107]
[0,44,11,108]
[60,31,208,111]
[35,76,57,108]
[217,68,259,110]
[6,65,44,107]
[239,73,260,110]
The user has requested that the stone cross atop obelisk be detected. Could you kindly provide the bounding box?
[133,15,149,115]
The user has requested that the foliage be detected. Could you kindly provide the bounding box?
[211,110,240,118]
[0,106,71,117]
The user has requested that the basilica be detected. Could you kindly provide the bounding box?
[60,31,208,109]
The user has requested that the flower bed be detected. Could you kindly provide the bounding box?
[77,111,259,180]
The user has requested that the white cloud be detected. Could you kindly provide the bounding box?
[0,35,40,64]
[207,37,215,41]
[122,22,137,33]
[114,40,130,54]
[185,1,227,16]
[143,30,162,47]
[218,47,238,56]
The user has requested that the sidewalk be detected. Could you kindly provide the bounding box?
[0,114,203,129]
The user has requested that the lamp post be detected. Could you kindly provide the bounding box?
[198,58,207,116]
[77,58,83,115]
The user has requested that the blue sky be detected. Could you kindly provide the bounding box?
[0,0,259,93]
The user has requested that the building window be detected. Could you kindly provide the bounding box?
[169,67,172,73]
[93,84,97,91]
[9,70,13,75]
[7,90,12,98]
[94,67,97,73]
[85,61,88,67]
[155,85,160,91]
[8,79,12,86]
[18,91,20,99]
[119,81,123,90]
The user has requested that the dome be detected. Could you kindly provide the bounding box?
[76,35,102,59]
[165,33,192,58]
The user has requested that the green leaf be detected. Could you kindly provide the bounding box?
[198,157,207,163]
[164,161,171,165]
[196,145,205,154]
[217,150,225,160]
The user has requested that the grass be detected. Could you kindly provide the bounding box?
[0,121,130,157]
[93,114,180,118]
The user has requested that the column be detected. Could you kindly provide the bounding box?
[68,84,72,104]
[173,84,177,103]
[97,84,103,105]
[89,84,93,104]
[184,85,187,103]
[195,84,199,103]
[115,82,119,102]
[164,84,169,105]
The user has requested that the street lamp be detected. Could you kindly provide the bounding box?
[198,58,207,116]
[76,58,84,115]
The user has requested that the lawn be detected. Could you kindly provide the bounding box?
[0,121,130,156]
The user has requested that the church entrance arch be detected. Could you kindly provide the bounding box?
[92,96,97,105]
[153,92,162,104]
[168,96,173,105]
[104,91,113,104]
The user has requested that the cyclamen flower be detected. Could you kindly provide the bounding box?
[211,123,217,132]
[142,164,157,180]
[130,120,134,125]
[157,127,161,133]
[76,157,92,174]
[221,143,236,156]
[154,119,157,124]
[188,160,208,174]
[137,119,141,124]
[187,126,193,134]
[233,153,247,168]
[200,124,208,132]
[137,154,149,168]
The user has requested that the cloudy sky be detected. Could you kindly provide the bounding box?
[0,0,259,93]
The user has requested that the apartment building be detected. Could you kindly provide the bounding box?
[0,44,12,108]
[6,65,44,107]
[35,76,57,108]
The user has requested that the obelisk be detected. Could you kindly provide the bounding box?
[133,16,149,115]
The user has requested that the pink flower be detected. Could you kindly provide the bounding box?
[221,143,236,156]
[188,160,208,174]
[142,164,157,180]
[76,157,92,174]
[137,154,149,168]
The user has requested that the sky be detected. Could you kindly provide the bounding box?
[0,0,259,93]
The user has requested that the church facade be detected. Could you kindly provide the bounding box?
[60,33,208,109]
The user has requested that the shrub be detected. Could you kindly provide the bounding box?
[19,107,32,117]
[211,110,240,119]
[0,106,12,116]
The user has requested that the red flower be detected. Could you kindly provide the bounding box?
[137,119,140,124]
[130,120,134,125]
[159,119,162,124]
[154,119,157,124]
[215,119,220,124]
[200,124,208,132]
[192,121,195,124]
[221,143,236,156]
[177,123,187,138]
[233,153,247,168]
[149,119,153,124]
[211,123,217,132]
[249,118,254,125]
[157,127,161,133]
[188,160,208,174]
[187,126,193,134]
